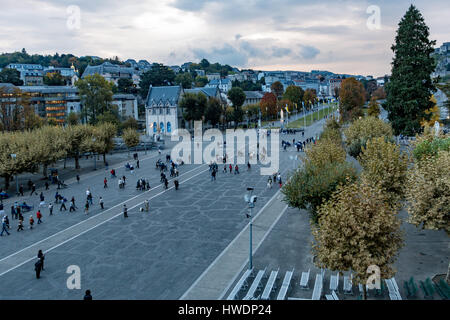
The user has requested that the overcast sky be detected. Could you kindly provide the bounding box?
[0,0,448,76]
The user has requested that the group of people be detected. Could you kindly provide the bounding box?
[267,172,282,189]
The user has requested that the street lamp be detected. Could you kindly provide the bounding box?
[244,187,257,270]
[92,137,97,170]
[10,154,18,195]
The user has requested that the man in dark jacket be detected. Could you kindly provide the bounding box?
[35,259,43,279]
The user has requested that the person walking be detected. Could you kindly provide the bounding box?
[144,200,149,212]
[234,165,239,175]
[0,217,10,236]
[17,216,24,232]
[211,170,216,181]
[45,182,49,190]
[11,206,16,220]
[48,203,53,216]
[60,198,67,211]
[34,259,43,279]
[136,160,140,169]
[37,250,45,271]
[40,192,45,203]
[27,179,33,191]
[164,178,168,189]
[76,175,80,183]
[84,290,92,300]
[99,197,104,210]
[69,201,76,212]
[31,183,37,196]
[29,215,34,229]
[123,204,128,218]
[104,178,108,188]
[19,184,24,196]
[174,179,179,190]
[84,201,89,215]
[229,164,232,173]
[36,210,43,224]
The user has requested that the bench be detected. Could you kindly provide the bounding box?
[261,269,279,300]
[276,269,294,300]
[244,269,266,300]
[343,275,353,295]
[299,268,310,289]
[311,274,323,300]
[436,279,450,300]
[227,268,254,300]
[420,278,435,299]
[330,273,339,292]
[403,277,418,298]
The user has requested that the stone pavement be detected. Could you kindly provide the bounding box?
[0,116,330,299]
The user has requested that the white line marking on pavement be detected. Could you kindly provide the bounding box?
[179,188,284,300]
[0,165,209,276]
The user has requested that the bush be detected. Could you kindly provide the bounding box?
[359,137,408,205]
[282,161,357,223]
[305,138,346,168]
[344,116,393,157]
[406,150,450,234]
[412,136,450,162]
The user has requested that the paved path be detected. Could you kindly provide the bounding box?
[180,189,288,300]
[0,116,330,299]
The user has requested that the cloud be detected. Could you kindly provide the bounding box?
[298,45,320,59]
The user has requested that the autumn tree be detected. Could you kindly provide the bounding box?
[35,126,67,177]
[180,92,207,128]
[385,5,436,136]
[420,95,440,127]
[270,81,284,100]
[339,77,365,122]
[344,116,394,158]
[372,87,386,100]
[303,89,317,109]
[358,137,408,205]
[122,127,140,155]
[312,177,404,299]
[43,72,65,86]
[91,122,117,164]
[260,92,278,119]
[367,97,381,117]
[64,124,94,169]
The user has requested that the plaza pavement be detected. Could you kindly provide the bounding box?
[0,116,330,299]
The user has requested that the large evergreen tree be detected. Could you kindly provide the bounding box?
[385,5,436,136]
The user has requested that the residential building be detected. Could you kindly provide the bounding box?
[112,93,139,120]
[184,86,222,101]
[6,63,44,86]
[206,73,220,81]
[328,78,343,97]
[82,62,136,85]
[195,69,206,77]
[243,91,264,106]
[206,78,232,93]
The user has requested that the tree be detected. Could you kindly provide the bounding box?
[66,112,80,126]
[260,92,277,119]
[205,97,223,127]
[385,5,436,136]
[180,92,207,128]
[194,76,208,87]
[303,89,317,109]
[372,87,386,100]
[283,85,304,107]
[270,81,284,100]
[175,72,193,89]
[64,124,94,169]
[0,86,31,132]
[344,116,394,158]
[139,63,176,98]
[117,78,134,93]
[75,74,114,125]
[282,160,357,223]
[227,87,246,108]
[312,177,404,299]
[90,122,117,164]
[367,97,381,117]
[43,72,65,86]
[420,95,440,127]
[34,126,67,177]
[0,68,23,85]
[200,58,210,69]
[339,77,365,122]
[120,117,139,132]
[0,131,39,189]
[358,137,408,206]
[122,127,140,154]
[97,106,121,130]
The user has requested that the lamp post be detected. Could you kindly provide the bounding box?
[10,154,18,195]
[92,138,97,170]
[245,187,256,270]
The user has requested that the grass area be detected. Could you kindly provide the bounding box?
[286,106,334,128]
